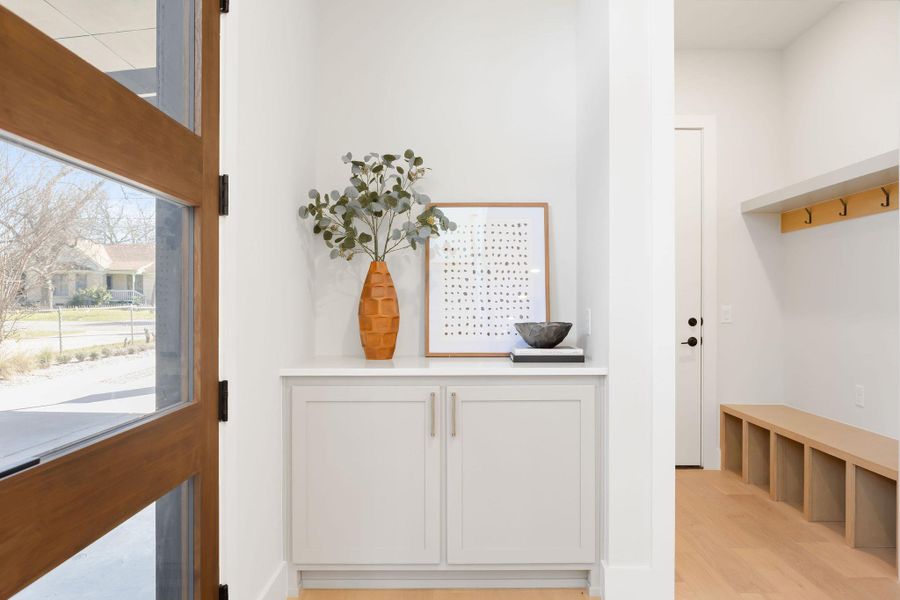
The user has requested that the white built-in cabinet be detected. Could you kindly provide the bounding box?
[291,385,441,564]
[446,385,595,564]
[287,366,602,574]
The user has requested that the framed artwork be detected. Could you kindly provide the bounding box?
[425,202,550,357]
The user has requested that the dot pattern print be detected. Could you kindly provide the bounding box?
[438,220,535,339]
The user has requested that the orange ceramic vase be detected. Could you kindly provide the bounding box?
[358,261,399,360]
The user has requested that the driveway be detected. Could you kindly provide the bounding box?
[0,352,156,472]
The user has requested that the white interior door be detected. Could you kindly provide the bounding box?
[675,129,703,466]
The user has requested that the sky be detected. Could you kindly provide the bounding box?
[1,137,158,219]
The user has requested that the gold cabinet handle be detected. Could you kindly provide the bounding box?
[451,392,457,437]
[430,392,436,437]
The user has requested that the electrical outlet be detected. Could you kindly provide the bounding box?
[855,385,865,408]
[721,304,733,324]
[585,309,592,336]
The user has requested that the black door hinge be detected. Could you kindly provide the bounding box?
[218,380,229,422]
[218,174,229,216]
[220,0,230,14]
[218,584,229,600]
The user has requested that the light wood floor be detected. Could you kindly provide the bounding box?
[294,470,900,600]
[677,469,900,600]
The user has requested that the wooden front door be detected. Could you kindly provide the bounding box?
[0,1,219,597]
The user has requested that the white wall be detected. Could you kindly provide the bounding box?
[675,51,786,407]
[604,0,675,597]
[782,2,900,183]
[782,214,899,437]
[576,0,610,364]
[311,0,578,357]
[219,1,317,598]
[675,2,900,439]
[780,1,900,437]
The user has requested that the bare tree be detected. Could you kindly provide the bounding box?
[0,145,103,344]
[82,185,155,244]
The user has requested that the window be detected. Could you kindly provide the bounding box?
[1,0,198,129]
[0,138,193,474]
[12,480,194,600]
[51,274,69,297]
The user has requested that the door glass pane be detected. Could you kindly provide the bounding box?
[12,479,194,599]
[1,0,197,130]
[0,137,193,475]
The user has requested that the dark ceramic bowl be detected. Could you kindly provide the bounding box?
[514,322,573,349]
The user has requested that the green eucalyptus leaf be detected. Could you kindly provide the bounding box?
[308,189,319,200]
[358,232,373,244]
[404,149,414,159]
[330,248,340,259]
[414,157,424,166]
[298,206,309,218]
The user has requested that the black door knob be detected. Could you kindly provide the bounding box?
[688,317,698,327]
[681,337,698,347]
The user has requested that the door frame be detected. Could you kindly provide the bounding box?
[0,3,219,597]
[675,116,718,469]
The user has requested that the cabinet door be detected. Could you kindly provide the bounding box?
[292,385,441,564]
[446,384,595,564]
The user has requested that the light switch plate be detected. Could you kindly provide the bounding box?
[585,309,592,336]
[855,385,865,408]
[721,305,733,324]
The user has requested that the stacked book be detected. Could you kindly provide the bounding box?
[509,346,585,363]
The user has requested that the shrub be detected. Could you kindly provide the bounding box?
[56,354,71,364]
[101,347,112,357]
[70,287,112,307]
[37,349,54,368]
[74,351,86,362]
[89,351,99,361]
[0,353,36,379]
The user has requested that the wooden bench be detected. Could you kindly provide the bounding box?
[720,404,898,558]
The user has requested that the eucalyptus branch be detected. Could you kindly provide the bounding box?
[300,150,455,262]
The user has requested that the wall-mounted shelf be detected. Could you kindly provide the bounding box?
[741,151,898,214]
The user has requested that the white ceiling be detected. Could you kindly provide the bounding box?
[676,0,841,50]
[1,0,155,71]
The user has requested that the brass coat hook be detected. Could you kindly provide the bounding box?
[838,198,848,216]
[881,187,890,207]
[804,208,812,224]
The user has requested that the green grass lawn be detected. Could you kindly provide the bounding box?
[21,308,156,322]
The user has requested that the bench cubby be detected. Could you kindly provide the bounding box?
[807,448,845,528]
[850,466,897,549]
[775,434,805,511]
[746,422,771,492]
[720,404,898,569]
[721,411,743,476]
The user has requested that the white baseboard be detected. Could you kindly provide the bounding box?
[299,569,589,591]
[601,562,673,600]
[257,561,292,600]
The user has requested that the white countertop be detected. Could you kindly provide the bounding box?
[280,356,608,378]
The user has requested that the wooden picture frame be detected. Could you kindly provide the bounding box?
[425,202,550,357]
